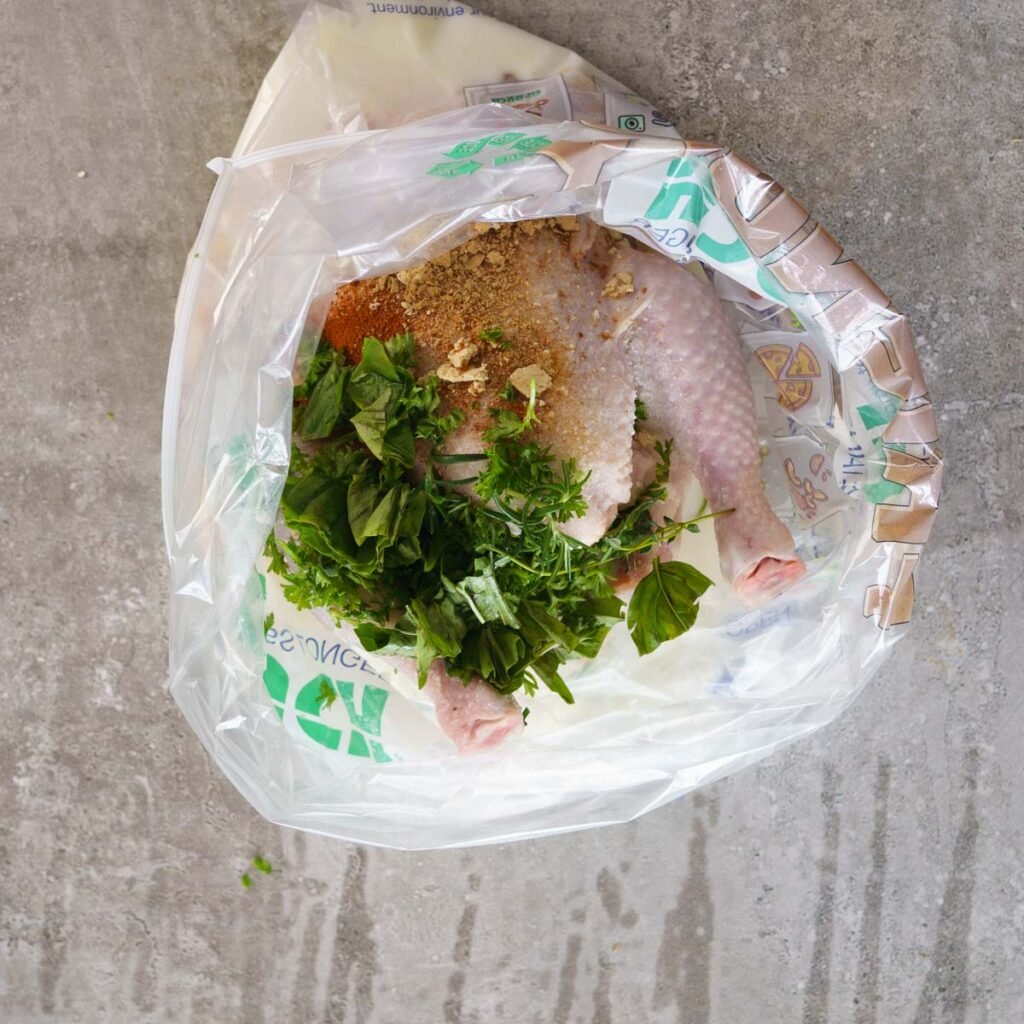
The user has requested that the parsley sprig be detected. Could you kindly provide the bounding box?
[266,335,714,702]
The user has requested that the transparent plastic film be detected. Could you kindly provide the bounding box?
[162,2,940,849]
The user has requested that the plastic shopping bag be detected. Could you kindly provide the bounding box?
[162,2,941,848]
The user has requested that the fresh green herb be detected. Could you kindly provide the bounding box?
[240,873,253,889]
[252,856,273,875]
[300,361,347,440]
[634,398,648,422]
[268,335,713,701]
[316,680,337,710]
[479,326,511,349]
[263,613,275,634]
[293,343,337,404]
[627,559,712,655]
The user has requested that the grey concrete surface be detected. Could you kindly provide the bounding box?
[1,1,1021,1021]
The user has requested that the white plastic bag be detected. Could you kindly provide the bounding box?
[162,2,941,848]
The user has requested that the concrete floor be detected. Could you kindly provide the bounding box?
[2,1,1022,1021]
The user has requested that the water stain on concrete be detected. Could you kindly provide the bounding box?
[38,896,68,1016]
[139,863,172,1018]
[693,791,721,828]
[854,758,892,1024]
[325,847,378,1024]
[801,764,841,1024]
[653,815,714,1023]
[552,932,584,1024]
[597,867,623,922]
[290,899,327,1023]
[597,865,639,931]
[126,910,157,1016]
[910,749,981,1024]
[443,873,480,1024]
[590,951,614,1024]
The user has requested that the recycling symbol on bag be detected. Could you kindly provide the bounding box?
[426,131,554,177]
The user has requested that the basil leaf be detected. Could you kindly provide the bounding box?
[361,484,403,542]
[397,489,427,539]
[387,489,425,565]
[347,467,379,545]
[447,568,520,627]
[518,600,579,652]
[529,652,574,704]
[350,392,390,459]
[382,424,415,468]
[281,472,334,515]
[627,559,712,656]
[348,337,400,409]
[293,342,337,402]
[385,331,416,365]
[355,622,417,658]
[409,598,465,686]
[580,596,625,623]
[572,621,614,660]
[460,626,524,685]
[299,361,346,439]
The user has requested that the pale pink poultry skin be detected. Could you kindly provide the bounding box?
[605,245,806,602]
[425,664,524,751]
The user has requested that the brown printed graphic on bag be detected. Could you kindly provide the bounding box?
[855,315,942,553]
[708,151,810,259]
[884,403,939,446]
[858,317,928,403]
[539,137,632,190]
[871,447,943,545]
[709,152,891,341]
[864,549,920,628]
[769,225,891,338]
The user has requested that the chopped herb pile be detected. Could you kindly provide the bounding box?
[266,335,714,702]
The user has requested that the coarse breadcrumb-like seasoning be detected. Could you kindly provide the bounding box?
[322,218,626,431]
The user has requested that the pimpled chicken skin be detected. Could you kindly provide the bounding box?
[605,244,806,604]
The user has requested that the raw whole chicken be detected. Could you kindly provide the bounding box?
[321,218,804,752]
